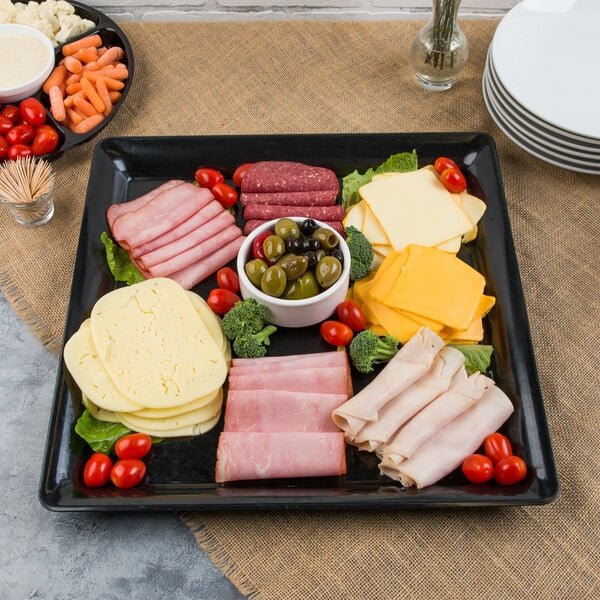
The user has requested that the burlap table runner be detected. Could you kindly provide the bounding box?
[1,19,598,599]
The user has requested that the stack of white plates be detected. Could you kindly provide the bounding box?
[482,0,600,174]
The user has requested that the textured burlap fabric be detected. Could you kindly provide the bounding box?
[1,19,598,599]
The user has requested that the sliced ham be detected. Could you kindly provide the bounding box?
[228,365,350,395]
[215,432,346,482]
[168,235,245,290]
[223,390,347,433]
[244,219,345,236]
[241,161,340,193]
[111,183,213,250]
[378,385,514,488]
[129,199,225,258]
[240,189,338,207]
[243,203,345,223]
[331,327,445,437]
[351,346,465,452]
[229,350,349,376]
[136,210,235,270]
[146,223,243,278]
[379,370,494,463]
[105,179,185,230]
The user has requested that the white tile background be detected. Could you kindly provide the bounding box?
[87,1,520,22]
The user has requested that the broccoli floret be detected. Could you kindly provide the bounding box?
[232,325,278,359]
[222,298,270,341]
[345,226,374,281]
[348,329,399,374]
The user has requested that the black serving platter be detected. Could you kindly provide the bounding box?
[8,0,134,159]
[39,132,559,511]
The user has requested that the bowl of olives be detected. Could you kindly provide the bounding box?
[237,216,351,328]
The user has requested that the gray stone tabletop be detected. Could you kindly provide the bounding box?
[0,292,243,600]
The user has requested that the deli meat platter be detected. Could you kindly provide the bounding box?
[39,132,558,510]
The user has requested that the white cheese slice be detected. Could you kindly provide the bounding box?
[90,278,227,408]
[358,167,474,252]
[435,236,462,253]
[117,411,222,438]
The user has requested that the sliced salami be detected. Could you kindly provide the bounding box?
[243,203,345,222]
[241,161,339,193]
[240,189,338,207]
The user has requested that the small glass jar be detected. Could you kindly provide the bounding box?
[0,184,55,226]
[411,0,469,91]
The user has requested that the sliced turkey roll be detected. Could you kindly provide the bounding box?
[379,385,514,488]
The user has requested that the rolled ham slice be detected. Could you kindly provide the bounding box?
[129,199,225,258]
[241,161,340,193]
[111,183,214,250]
[378,385,514,488]
[240,189,338,207]
[137,210,236,270]
[105,179,185,230]
[229,350,349,376]
[146,224,242,278]
[215,432,347,482]
[168,235,245,290]
[223,390,347,433]
[243,203,345,222]
[379,370,494,463]
[331,327,445,437]
[351,346,465,452]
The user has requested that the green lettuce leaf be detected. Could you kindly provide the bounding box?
[341,150,418,210]
[449,344,494,374]
[74,409,132,454]
[101,231,145,285]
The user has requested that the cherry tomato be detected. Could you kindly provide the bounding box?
[83,453,113,487]
[320,320,354,347]
[1,104,20,123]
[336,300,366,332]
[0,136,7,160]
[461,454,494,484]
[483,432,513,465]
[216,266,240,294]
[440,167,467,194]
[252,229,273,263]
[207,287,241,315]
[433,156,460,174]
[114,433,152,460]
[212,182,238,208]
[194,167,224,189]
[232,162,254,187]
[7,144,33,160]
[19,97,46,126]
[493,455,527,485]
[0,115,13,135]
[110,458,146,489]
[32,124,60,156]
[6,123,35,146]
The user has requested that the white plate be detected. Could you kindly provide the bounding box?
[492,0,600,139]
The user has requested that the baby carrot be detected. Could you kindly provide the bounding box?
[80,77,105,113]
[65,71,82,86]
[72,46,99,63]
[62,56,83,74]
[108,91,121,104]
[83,64,128,82]
[97,46,124,67]
[95,78,113,115]
[42,65,67,93]
[100,77,125,91]
[73,114,104,134]
[49,85,66,122]
[73,95,100,118]
[63,91,85,108]
[66,107,84,126]
[65,82,83,95]
[62,34,102,56]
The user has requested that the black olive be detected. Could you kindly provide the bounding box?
[301,237,321,253]
[300,218,318,236]
[285,236,301,254]
[304,250,318,269]
[328,248,344,264]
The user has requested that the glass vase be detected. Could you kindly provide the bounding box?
[411,0,469,91]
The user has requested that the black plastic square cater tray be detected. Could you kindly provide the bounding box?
[39,132,558,511]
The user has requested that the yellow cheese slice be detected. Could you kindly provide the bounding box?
[90,278,227,408]
[117,412,222,438]
[64,320,145,413]
[383,245,486,331]
[368,249,409,305]
[81,393,122,423]
[359,167,474,252]
[441,318,484,343]
[128,388,222,419]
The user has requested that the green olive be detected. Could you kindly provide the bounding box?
[277,253,308,280]
[274,218,301,240]
[312,227,339,250]
[315,256,342,288]
[260,265,287,297]
[245,258,268,287]
[282,271,320,300]
[263,234,286,262]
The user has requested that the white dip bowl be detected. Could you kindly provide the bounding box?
[237,217,351,328]
[0,24,55,103]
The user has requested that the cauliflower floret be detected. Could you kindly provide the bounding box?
[54,13,94,45]
[24,16,55,39]
[0,0,18,22]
